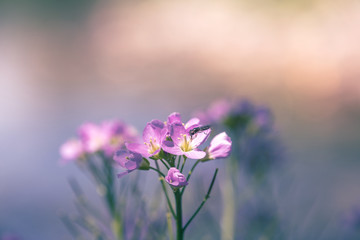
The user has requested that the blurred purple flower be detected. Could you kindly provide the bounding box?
[207,132,232,160]
[165,167,188,187]
[101,120,138,156]
[207,99,232,123]
[254,107,273,131]
[162,123,210,159]
[113,149,142,171]
[59,139,84,163]
[78,120,138,156]
[126,120,166,158]
[78,122,109,153]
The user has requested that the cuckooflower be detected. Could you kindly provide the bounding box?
[165,167,188,187]
[59,139,84,162]
[78,121,138,156]
[78,123,109,153]
[126,120,166,158]
[166,112,201,133]
[113,149,142,171]
[101,120,138,156]
[206,132,232,160]
[162,123,210,159]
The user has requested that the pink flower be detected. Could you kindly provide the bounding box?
[165,167,188,187]
[207,132,232,160]
[166,112,201,132]
[113,150,142,171]
[78,123,108,153]
[78,120,138,156]
[126,120,166,158]
[162,123,210,159]
[59,139,84,163]
[101,120,138,156]
[113,149,143,178]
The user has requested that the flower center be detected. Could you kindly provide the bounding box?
[110,136,124,147]
[180,134,193,152]
[145,137,160,154]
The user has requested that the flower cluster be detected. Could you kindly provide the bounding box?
[59,120,138,163]
[113,112,232,187]
[195,99,273,133]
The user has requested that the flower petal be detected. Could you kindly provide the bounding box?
[190,128,211,148]
[170,123,188,146]
[125,143,150,157]
[162,141,184,156]
[184,149,206,159]
[184,117,200,130]
[168,112,182,124]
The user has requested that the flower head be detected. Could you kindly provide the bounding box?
[206,132,232,160]
[78,121,138,156]
[165,167,188,187]
[126,120,166,158]
[162,122,210,159]
[166,112,201,134]
[101,120,138,156]
[113,149,142,171]
[78,123,107,153]
[59,139,84,163]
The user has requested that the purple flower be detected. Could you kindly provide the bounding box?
[165,167,188,187]
[113,149,142,170]
[101,120,138,156]
[207,99,232,123]
[59,139,84,163]
[254,107,273,130]
[162,123,210,159]
[126,120,166,158]
[78,123,109,153]
[78,121,138,156]
[207,132,232,160]
[166,112,201,133]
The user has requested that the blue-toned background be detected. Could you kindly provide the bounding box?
[0,0,360,239]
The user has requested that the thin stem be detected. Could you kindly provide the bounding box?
[176,156,182,169]
[181,160,200,195]
[149,166,165,177]
[180,156,187,173]
[166,210,174,240]
[183,168,218,231]
[155,161,176,218]
[160,159,170,170]
[175,190,184,240]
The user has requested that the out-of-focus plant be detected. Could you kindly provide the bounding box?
[60,115,232,240]
[59,120,161,240]
[116,112,232,240]
[195,99,284,240]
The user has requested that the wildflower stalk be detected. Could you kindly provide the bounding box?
[167,210,174,240]
[176,155,182,169]
[155,160,176,218]
[183,168,218,231]
[180,156,187,173]
[174,190,184,240]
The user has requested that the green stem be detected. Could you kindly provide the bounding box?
[175,190,184,240]
[176,156,182,169]
[155,161,176,218]
[183,168,218,231]
[149,166,165,177]
[181,160,200,195]
[167,210,174,240]
[180,156,187,173]
[160,159,171,170]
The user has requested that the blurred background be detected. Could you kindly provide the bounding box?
[0,0,360,239]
